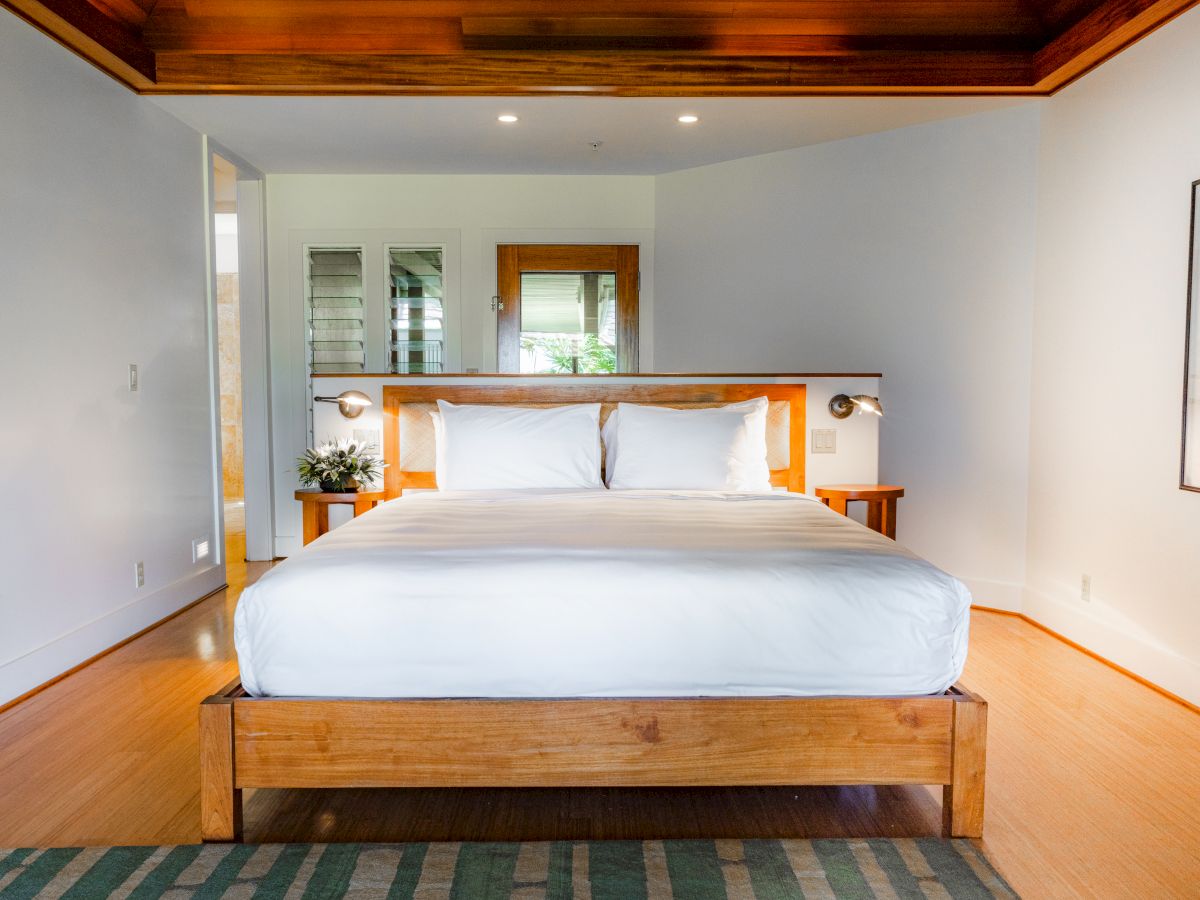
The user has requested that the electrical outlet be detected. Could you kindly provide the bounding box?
[1081,574,1091,603]
[134,561,144,588]
[128,364,138,392]
[811,428,837,454]
[192,537,210,563]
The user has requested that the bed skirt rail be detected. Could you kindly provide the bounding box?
[199,683,986,842]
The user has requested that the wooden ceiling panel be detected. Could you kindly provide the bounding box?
[168,0,1043,18]
[5,0,155,85]
[142,8,466,54]
[90,0,153,26]
[3,0,1197,94]
[457,36,1041,56]
[1035,0,1117,30]
[458,16,1046,38]
[151,49,1038,95]
[1032,0,1197,86]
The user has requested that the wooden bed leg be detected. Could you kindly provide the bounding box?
[943,694,987,838]
[200,696,242,842]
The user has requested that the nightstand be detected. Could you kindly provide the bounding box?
[815,484,905,539]
[295,489,385,545]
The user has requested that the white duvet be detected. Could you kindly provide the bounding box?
[235,490,971,698]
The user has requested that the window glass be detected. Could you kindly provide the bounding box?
[306,248,364,374]
[389,247,444,374]
[519,272,616,373]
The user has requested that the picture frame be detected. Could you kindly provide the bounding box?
[1182,179,1200,491]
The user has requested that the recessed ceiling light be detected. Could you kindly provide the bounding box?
[498,114,519,123]
[677,114,700,124]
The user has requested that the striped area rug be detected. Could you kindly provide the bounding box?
[0,839,1017,898]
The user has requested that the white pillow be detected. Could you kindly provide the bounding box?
[430,409,446,486]
[605,398,772,491]
[434,400,602,491]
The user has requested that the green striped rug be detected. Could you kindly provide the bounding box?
[0,839,1016,898]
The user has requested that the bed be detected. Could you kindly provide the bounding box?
[201,381,986,842]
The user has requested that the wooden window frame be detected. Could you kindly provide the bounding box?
[497,244,639,373]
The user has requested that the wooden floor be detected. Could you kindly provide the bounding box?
[1,538,1198,899]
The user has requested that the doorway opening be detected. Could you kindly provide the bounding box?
[207,142,270,573]
[212,154,245,568]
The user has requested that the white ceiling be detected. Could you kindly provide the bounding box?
[151,95,1035,176]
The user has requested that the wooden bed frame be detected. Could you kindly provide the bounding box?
[200,381,986,841]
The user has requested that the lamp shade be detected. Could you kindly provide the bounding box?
[314,390,373,419]
[829,393,883,419]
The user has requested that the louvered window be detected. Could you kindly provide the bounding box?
[306,248,365,374]
[388,247,444,374]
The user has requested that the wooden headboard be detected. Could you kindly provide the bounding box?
[382,382,806,499]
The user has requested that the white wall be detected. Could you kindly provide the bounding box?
[266,174,656,554]
[0,14,222,705]
[653,106,1041,609]
[1025,6,1200,703]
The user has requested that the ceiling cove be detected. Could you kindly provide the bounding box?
[3,0,1197,96]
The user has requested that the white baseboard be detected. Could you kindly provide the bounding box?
[1022,584,1200,707]
[961,577,1024,613]
[0,566,226,707]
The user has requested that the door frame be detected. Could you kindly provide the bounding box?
[496,243,639,373]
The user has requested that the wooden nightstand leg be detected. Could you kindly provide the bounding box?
[316,504,329,539]
[301,501,319,546]
[353,499,373,517]
[827,496,848,516]
[870,498,899,539]
[867,499,882,533]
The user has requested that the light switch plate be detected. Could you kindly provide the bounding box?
[812,428,837,454]
[128,364,138,392]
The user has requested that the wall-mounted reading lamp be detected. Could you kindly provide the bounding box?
[314,390,373,419]
[829,393,884,419]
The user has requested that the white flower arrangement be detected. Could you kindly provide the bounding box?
[296,438,382,493]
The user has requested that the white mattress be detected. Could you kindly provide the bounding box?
[235,490,971,698]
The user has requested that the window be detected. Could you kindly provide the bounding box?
[388,247,444,373]
[496,244,639,373]
[296,233,458,387]
[305,248,365,374]
[519,272,617,373]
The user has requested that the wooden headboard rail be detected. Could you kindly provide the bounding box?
[381,383,806,499]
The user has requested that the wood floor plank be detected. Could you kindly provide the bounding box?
[0,533,1198,898]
